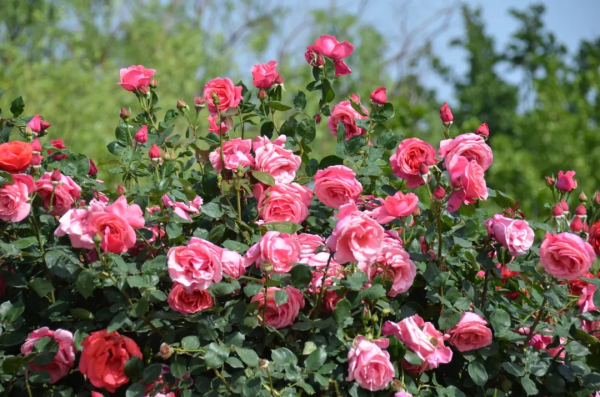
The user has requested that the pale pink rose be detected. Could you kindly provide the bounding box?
[359,245,416,297]
[251,61,280,89]
[257,182,312,224]
[446,312,493,352]
[221,249,247,279]
[251,286,305,329]
[578,285,600,334]
[438,133,493,172]
[447,157,488,212]
[326,208,384,264]
[21,327,76,384]
[162,194,203,221]
[209,138,254,172]
[0,174,34,222]
[207,115,229,135]
[301,251,335,269]
[395,392,413,397]
[327,101,368,141]
[370,191,419,225]
[346,336,395,391]
[487,214,534,257]
[253,135,286,151]
[296,233,326,260]
[35,172,82,216]
[55,199,107,249]
[314,165,362,208]
[383,315,453,373]
[383,229,404,249]
[249,231,302,274]
[168,282,214,315]
[539,232,595,280]
[306,35,354,76]
[116,65,156,92]
[167,237,223,292]
[253,136,301,184]
[203,77,243,114]
[390,138,437,188]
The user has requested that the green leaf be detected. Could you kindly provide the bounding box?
[28,278,54,298]
[107,312,129,332]
[304,347,327,371]
[370,102,395,122]
[438,309,462,330]
[29,370,51,384]
[490,309,511,334]
[141,255,167,274]
[170,354,187,378]
[333,299,352,325]
[274,289,289,306]
[76,270,95,299]
[70,308,94,320]
[582,372,600,389]
[124,356,144,382]
[502,362,524,376]
[521,376,539,396]
[252,170,275,187]
[468,361,488,386]
[166,222,182,239]
[45,249,80,279]
[564,341,590,355]
[345,135,365,155]
[294,91,307,110]
[202,202,224,218]
[205,343,229,368]
[290,264,313,289]
[209,280,240,297]
[2,357,23,374]
[336,121,346,144]
[262,222,303,234]
[182,335,200,350]
[10,96,24,116]
[362,284,386,301]
[593,287,600,313]
[544,284,568,309]
[265,101,292,111]
[319,155,344,169]
[143,363,163,384]
[125,382,145,397]
[235,347,260,367]
[342,272,368,290]
[296,118,316,144]
[242,377,262,397]
[271,348,298,366]
[260,120,274,139]
[107,141,126,156]
[404,350,422,365]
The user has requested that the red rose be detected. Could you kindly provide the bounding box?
[0,141,32,173]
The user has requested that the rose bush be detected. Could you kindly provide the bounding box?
[0,33,598,397]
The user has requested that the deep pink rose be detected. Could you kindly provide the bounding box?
[395,392,413,397]
[438,133,493,172]
[487,214,534,257]
[257,182,312,224]
[27,114,51,133]
[370,87,387,105]
[440,102,453,123]
[306,35,354,76]
[162,194,203,221]
[35,172,82,216]
[253,135,301,183]
[446,312,493,352]
[0,174,34,222]
[327,101,368,141]
[247,231,302,274]
[518,328,566,358]
[207,115,229,135]
[89,213,134,253]
[346,336,395,391]
[296,233,326,260]
[447,157,488,212]
[55,199,107,249]
[21,327,75,384]
[167,237,223,292]
[49,139,67,161]
[314,165,362,208]
[251,286,305,329]
[578,285,600,334]
[203,77,242,114]
[359,244,416,297]
[556,170,577,192]
[168,282,214,315]
[221,249,247,279]
[251,61,280,89]
[370,191,419,224]
[323,289,345,312]
[539,232,595,280]
[209,138,254,172]
[390,138,437,188]
[117,65,156,92]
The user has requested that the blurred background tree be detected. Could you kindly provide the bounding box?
[1,0,599,218]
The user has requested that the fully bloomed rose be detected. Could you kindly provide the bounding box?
[438,133,493,172]
[21,327,76,384]
[327,101,368,141]
[251,286,305,329]
[306,35,354,76]
[359,243,416,297]
[49,139,67,160]
[207,115,229,135]
[518,328,566,358]
[370,191,419,225]
[446,312,493,352]
[578,285,600,334]
[253,135,301,183]
[296,233,326,260]
[79,330,142,392]
[390,138,437,188]
[539,232,595,280]
[55,199,107,249]
[209,138,254,172]
[203,77,242,114]
[0,141,32,173]
[346,336,395,391]
[221,249,247,279]
[588,220,600,256]
[117,65,155,92]
[251,61,280,88]
[167,237,223,292]
[35,172,82,216]
[487,214,534,257]
[0,174,34,222]
[246,231,302,273]
[314,165,362,208]
[257,182,312,224]
[89,196,144,253]
[447,157,488,212]
[162,194,202,221]
[168,282,214,315]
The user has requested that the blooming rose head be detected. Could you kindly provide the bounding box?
[49,139,67,161]
[249,231,302,274]
[577,285,600,334]
[296,233,326,260]
[487,214,534,257]
[117,65,156,92]
[569,272,594,295]
[257,182,312,224]
[167,237,223,292]
[55,199,106,249]
[162,194,203,221]
[90,212,135,253]
[251,286,305,329]
[0,141,32,173]
[539,232,595,280]
[251,61,281,89]
[588,221,600,256]
[207,114,229,135]
[359,244,416,297]
[346,336,395,391]
[79,330,142,392]
[370,87,387,105]
[390,138,437,188]
[439,133,493,172]
[370,191,419,225]
[446,312,493,352]
[35,172,82,216]
[327,101,368,141]
[447,157,488,212]
[209,138,254,172]
[203,77,243,114]
[253,136,301,183]
[307,35,354,76]
[0,174,34,222]
[314,165,362,208]
[221,249,247,279]
[21,327,76,384]
[168,282,214,315]
[556,170,577,192]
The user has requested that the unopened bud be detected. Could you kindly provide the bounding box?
[440,102,453,127]
[88,159,98,176]
[93,233,103,245]
[159,343,173,360]
[545,176,555,187]
[419,163,429,175]
[211,92,220,105]
[223,116,234,131]
[177,99,189,113]
[135,126,148,144]
[194,96,206,111]
[24,126,34,138]
[257,89,265,100]
[552,204,563,217]
[583,222,589,233]
[258,359,270,369]
[149,144,161,160]
[381,308,392,315]
[579,192,588,202]
[117,184,126,195]
[30,154,42,167]
[51,168,62,182]
[139,85,149,95]
[120,107,130,120]
[304,50,324,67]
[314,114,321,124]
[31,138,42,154]
[560,199,569,212]
[150,78,158,88]
[371,314,379,324]
[260,261,274,274]
[576,204,587,216]
[434,185,446,199]
[274,74,284,85]
[570,216,583,232]
[476,122,489,139]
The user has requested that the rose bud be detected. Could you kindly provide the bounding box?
[579,192,588,202]
[117,184,125,195]
[120,107,130,120]
[150,78,158,88]
[350,93,360,104]
[314,114,322,124]
[135,125,148,144]
[570,216,583,232]
[30,153,42,167]
[274,74,284,85]
[419,163,429,175]
[31,138,42,154]
[51,168,62,182]
[560,199,569,212]
[583,222,589,233]
[370,87,387,105]
[545,176,555,187]
[440,102,453,126]
[556,170,577,192]
[304,50,323,67]
[88,159,98,176]
[257,89,265,100]
[159,343,173,360]
[177,99,188,113]
[552,204,564,217]
[576,204,587,216]
[476,122,489,138]
[194,96,206,111]
[149,144,162,160]
[434,185,446,199]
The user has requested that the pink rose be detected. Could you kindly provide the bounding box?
[383,315,452,373]
[395,393,413,397]
[203,77,242,114]
[168,282,214,315]
[447,157,488,212]
[35,172,82,216]
[209,138,254,172]
[167,237,223,292]
[0,174,34,222]
[327,101,368,141]
[251,286,305,329]
[323,289,345,312]
[306,35,354,76]
[438,133,493,172]
[296,233,326,260]
[247,231,302,274]
[86,196,144,253]
[253,135,301,183]
[578,285,600,334]
[556,170,577,192]
[221,249,247,279]
[326,203,384,264]
[305,255,343,294]
[48,139,67,161]
[390,138,437,188]
[117,65,156,92]
[314,165,362,208]
[487,214,534,257]
[253,135,286,151]
[251,61,281,89]
[359,244,416,297]
[21,327,76,384]
[346,336,395,391]
[370,87,387,105]
[257,182,312,224]
[55,199,107,249]
[539,232,595,280]
[370,191,419,225]
[27,114,51,133]
[207,115,229,135]
[446,312,493,352]
[89,214,135,254]
[162,194,203,221]
[440,102,453,123]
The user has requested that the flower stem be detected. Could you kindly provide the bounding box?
[523,297,548,347]
[307,253,333,320]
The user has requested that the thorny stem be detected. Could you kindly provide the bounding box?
[523,297,548,347]
[237,107,245,139]
[22,368,32,397]
[29,215,55,303]
[213,368,232,393]
[481,270,489,309]
[307,253,333,319]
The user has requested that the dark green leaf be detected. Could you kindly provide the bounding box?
[126,382,145,397]
[262,222,303,234]
[76,270,95,299]
[265,102,292,111]
[274,290,289,306]
[271,348,297,366]
[252,171,275,187]
[124,356,144,382]
[10,96,24,116]
[235,347,260,367]
[28,278,54,298]
[468,361,488,386]
[304,347,327,371]
[290,264,313,289]
[293,91,307,110]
